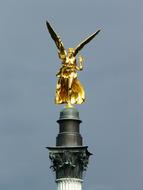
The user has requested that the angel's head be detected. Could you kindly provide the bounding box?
[67,48,75,58]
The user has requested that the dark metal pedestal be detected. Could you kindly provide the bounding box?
[47,107,92,181]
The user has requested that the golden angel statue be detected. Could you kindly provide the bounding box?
[46,21,100,107]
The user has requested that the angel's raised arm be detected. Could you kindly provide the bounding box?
[46,21,67,60]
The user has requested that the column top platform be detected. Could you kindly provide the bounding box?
[58,107,81,121]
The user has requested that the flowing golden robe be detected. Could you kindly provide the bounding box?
[55,55,85,105]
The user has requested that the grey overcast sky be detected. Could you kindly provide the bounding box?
[0,0,143,190]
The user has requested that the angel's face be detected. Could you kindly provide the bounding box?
[67,48,74,58]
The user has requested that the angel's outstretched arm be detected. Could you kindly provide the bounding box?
[76,55,84,71]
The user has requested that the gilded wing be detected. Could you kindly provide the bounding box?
[74,29,101,56]
[46,21,66,59]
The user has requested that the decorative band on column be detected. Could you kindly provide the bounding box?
[48,147,92,179]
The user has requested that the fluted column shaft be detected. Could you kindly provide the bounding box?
[56,178,83,190]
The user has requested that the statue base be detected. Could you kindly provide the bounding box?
[47,107,92,180]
